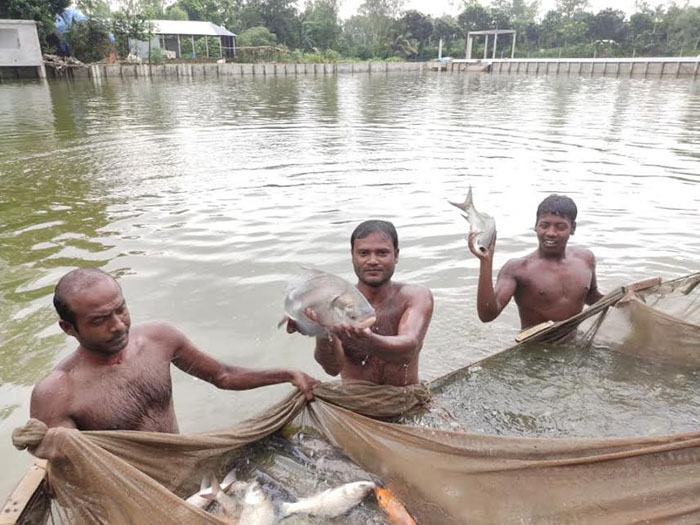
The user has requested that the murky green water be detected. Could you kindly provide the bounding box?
[1,72,699,500]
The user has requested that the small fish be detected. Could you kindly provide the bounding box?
[238,481,276,525]
[185,469,237,509]
[279,480,376,518]
[280,267,376,337]
[375,486,417,525]
[449,186,497,256]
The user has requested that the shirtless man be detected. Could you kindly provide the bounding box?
[30,268,319,432]
[471,194,603,330]
[288,220,434,386]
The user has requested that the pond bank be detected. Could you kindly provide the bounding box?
[52,61,425,79]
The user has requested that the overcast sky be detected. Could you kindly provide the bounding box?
[338,0,700,20]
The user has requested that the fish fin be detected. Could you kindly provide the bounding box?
[277,315,289,329]
[197,472,216,500]
[448,186,474,213]
[221,469,237,490]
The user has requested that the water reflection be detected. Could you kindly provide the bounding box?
[0,73,699,499]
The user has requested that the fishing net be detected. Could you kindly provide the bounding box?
[9,272,700,525]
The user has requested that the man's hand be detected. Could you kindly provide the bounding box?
[290,369,320,401]
[468,231,496,261]
[331,323,375,353]
[286,308,318,335]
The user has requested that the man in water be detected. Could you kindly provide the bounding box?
[470,194,603,330]
[30,268,319,432]
[287,220,434,386]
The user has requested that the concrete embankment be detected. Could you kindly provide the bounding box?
[43,57,700,80]
[71,61,424,79]
[449,57,700,77]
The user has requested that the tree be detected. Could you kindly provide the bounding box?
[65,18,112,62]
[400,10,432,54]
[0,0,71,49]
[76,0,111,18]
[556,0,589,21]
[112,0,154,57]
[302,0,341,51]
[259,0,299,47]
[163,5,189,20]
[588,8,628,43]
[236,25,277,46]
[457,3,490,34]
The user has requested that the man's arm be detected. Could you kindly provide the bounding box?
[469,233,517,322]
[164,324,319,400]
[313,336,345,376]
[30,373,77,429]
[585,252,604,305]
[333,286,434,365]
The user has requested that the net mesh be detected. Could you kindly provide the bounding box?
[10,272,700,525]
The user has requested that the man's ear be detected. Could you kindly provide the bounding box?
[395,248,400,262]
[59,319,77,337]
[571,221,577,235]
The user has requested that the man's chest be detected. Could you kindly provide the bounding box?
[69,361,173,430]
[517,261,592,302]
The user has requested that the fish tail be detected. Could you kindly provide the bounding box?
[278,501,295,518]
[277,316,289,329]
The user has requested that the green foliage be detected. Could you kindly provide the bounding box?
[194,36,222,58]
[148,46,168,63]
[237,26,277,47]
[76,0,111,18]
[163,5,189,20]
[0,0,70,49]
[111,0,154,56]
[64,18,112,63]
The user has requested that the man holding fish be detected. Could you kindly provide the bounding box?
[459,193,603,330]
[30,268,319,433]
[286,220,434,386]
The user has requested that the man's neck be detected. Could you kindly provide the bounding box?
[537,246,568,261]
[357,280,394,306]
[77,346,125,365]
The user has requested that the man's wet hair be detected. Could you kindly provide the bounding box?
[351,220,398,250]
[54,268,119,325]
[536,194,578,224]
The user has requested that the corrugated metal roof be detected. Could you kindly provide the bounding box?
[151,20,235,37]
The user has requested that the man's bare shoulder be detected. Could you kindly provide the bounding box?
[133,321,187,356]
[394,282,433,305]
[568,246,596,265]
[31,367,72,412]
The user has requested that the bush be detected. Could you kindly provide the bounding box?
[148,47,167,64]
[64,19,112,63]
[385,55,405,62]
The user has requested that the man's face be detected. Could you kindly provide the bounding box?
[535,213,575,254]
[352,232,398,287]
[60,278,131,355]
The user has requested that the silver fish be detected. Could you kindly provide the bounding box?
[185,469,237,509]
[238,481,276,525]
[279,480,376,518]
[449,186,497,255]
[281,267,376,337]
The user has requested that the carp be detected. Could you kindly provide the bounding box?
[375,486,417,525]
[279,480,376,518]
[281,267,376,337]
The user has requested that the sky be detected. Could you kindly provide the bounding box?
[338,0,700,20]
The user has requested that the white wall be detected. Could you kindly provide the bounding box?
[0,20,42,67]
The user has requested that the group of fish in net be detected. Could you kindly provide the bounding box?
[182,430,415,524]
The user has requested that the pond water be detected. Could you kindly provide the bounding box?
[1,71,699,500]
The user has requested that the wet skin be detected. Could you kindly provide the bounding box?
[470,213,603,330]
[30,276,319,435]
[288,232,434,386]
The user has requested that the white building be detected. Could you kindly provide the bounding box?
[0,19,45,79]
[130,20,236,60]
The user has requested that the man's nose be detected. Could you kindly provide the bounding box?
[109,314,126,332]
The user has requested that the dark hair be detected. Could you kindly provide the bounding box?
[54,268,116,325]
[351,220,398,249]
[536,194,578,224]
